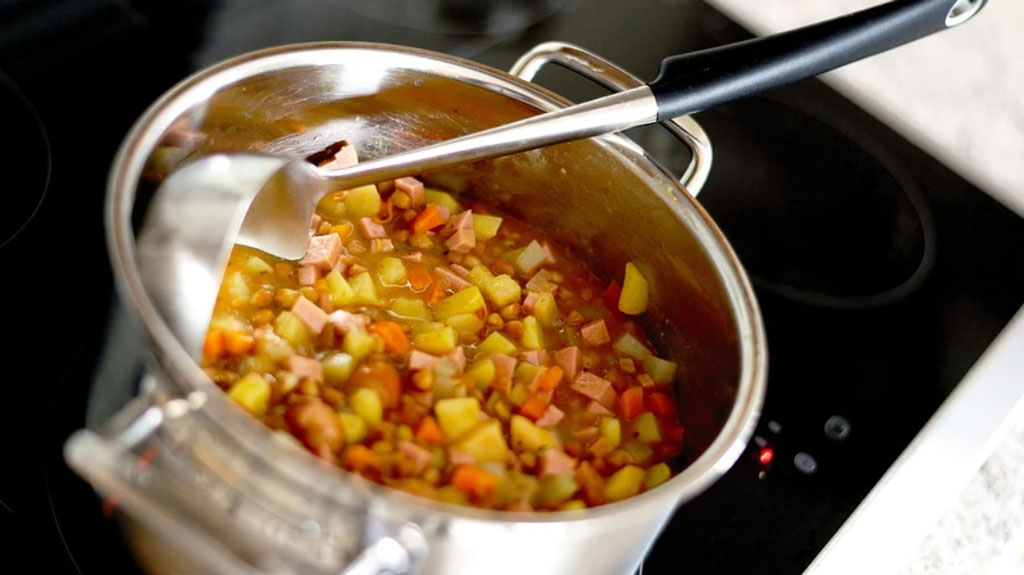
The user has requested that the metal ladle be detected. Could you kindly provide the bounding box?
[138,0,986,355]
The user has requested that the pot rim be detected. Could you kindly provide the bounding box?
[106,41,767,524]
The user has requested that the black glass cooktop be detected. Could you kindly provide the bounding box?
[2,1,1023,574]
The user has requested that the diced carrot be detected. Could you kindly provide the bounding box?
[519,395,549,421]
[350,361,402,408]
[664,422,686,444]
[369,321,410,354]
[426,278,447,305]
[343,445,382,473]
[203,329,225,360]
[451,465,498,497]
[408,267,433,292]
[225,331,254,355]
[331,223,354,243]
[601,280,622,310]
[414,416,445,445]
[617,387,644,420]
[536,366,564,391]
[411,204,444,234]
[647,392,677,417]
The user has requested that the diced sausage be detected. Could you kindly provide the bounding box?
[442,210,473,236]
[447,346,466,372]
[580,319,611,346]
[535,404,565,428]
[541,241,557,265]
[573,372,616,408]
[301,233,343,270]
[434,205,451,224]
[297,265,321,287]
[310,214,322,231]
[585,400,614,417]
[565,310,585,325]
[520,349,548,366]
[539,448,576,477]
[408,350,441,371]
[328,309,368,334]
[317,143,358,171]
[291,295,329,334]
[572,426,600,442]
[285,354,324,382]
[402,251,424,263]
[444,228,475,253]
[489,353,517,394]
[370,238,395,253]
[397,440,433,476]
[357,217,387,239]
[554,346,579,380]
[450,263,470,278]
[284,397,343,462]
[448,447,476,467]
[522,292,540,314]
[434,267,472,292]
[395,176,425,207]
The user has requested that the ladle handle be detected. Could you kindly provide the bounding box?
[648,0,987,120]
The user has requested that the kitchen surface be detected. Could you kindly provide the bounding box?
[1,0,1022,573]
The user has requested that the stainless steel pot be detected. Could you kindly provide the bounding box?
[65,42,767,575]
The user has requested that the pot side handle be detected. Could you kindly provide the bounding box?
[510,42,713,197]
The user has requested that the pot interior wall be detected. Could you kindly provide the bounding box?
[140,58,741,465]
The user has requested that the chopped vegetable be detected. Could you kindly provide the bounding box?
[423,188,464,213]
[388,298,433,322]
[376,257,407,286]
[343,326,376,360]
[227,373,271,416]
[643,355,678,384]
[411,204,445,234]
[451,465,498,497]
[434,397,481,441]
[521,316,544,350]
[326,269,356,305]
[454,420,509,462]
[465,358,496,388]
[617,387,645,420]
[472,213,503,240]
[599,417,621,448]
[618,262,649,315]
[413,325,458,354]
[368,321,409,354]
[434,286,486,321]
[477,332,518,356]
[339,412,368,444]
[635,412,662,442]
[351,388,383,425]
[322,352,356,383]
[482,275,521,307]
[604,465,645,502]
[613,333,651,359]
[644,463,671,489]
[513,240,548,275]
[510,415,557,451]
[243,255,274,275]
[345,185,381,218]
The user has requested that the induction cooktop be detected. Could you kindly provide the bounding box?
[2,1,1023,574]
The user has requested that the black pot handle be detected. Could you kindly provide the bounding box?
[648,0,987,121]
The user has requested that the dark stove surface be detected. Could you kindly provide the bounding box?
[3,1,1023,574]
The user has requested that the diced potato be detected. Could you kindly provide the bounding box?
[508,383,530,406]
[467,265,494,287]
[210,314,251,334]
[349,272,381,306]
[238,355,274,375]
[513,240,548,275]
[424,188,464,213]
[317,192,347,220]
[476,332,518,356]
[275,311,312,346]
[434,397,481,441]
[376,257,407,286]
[322,352,356,384]
[604,465,645,502]
[465,358,495,388]
[472,214,503,240]
[536,473,580,507]
[255,330,293,361]
[345,184,381,218]
[635,412,661,442]
[521,316,544,350]
[445,313,484,335]
[482,275,521,307]
[495,472,539,506]
[532,292,558,327]
[618,262,649,315]
[453,420,509,462]
[227,373,271,416]
[644,463,672,489]
[225,271,250,302]
[436,486,468,505]
[514,362,542,386]
[351,387,383,425]
[410,321,445,336]
[414,325,458,354]
[643,355,678,384]
[614,333,651,359]
[600,417,621,448]
[243,255,274,275]
[339,412,368,444]
[326,269,356,306]
[388,298,433,322]
[435,286,486,321]
[343,326,376,360]
[510,415,557,451]
[623,440,653,464]
[560,500,587,511]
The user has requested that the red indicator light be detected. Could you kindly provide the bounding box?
[759,447,775,466]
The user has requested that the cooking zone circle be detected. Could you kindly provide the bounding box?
[0,72,50,249]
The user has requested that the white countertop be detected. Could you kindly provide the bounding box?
[704,1,1024,573]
